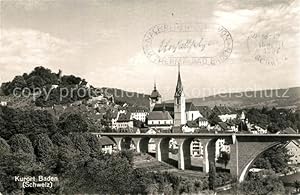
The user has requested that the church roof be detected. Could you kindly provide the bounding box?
[153,102,198,112]
[186,102,198,111]
[150,89,161,98]
[153,103,174,113]
[148,111,173,120]
[150,83,161,99]
[174,67,183,97]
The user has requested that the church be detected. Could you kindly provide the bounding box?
[147,66,202,131]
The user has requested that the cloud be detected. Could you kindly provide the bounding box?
[211,0,300,68]
[0,28,82,81]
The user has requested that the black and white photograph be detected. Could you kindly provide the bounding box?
[0,0,300,194]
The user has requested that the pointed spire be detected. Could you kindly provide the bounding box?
[154,80,157,91]
[174,65,183,97]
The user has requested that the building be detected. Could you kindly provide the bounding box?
[174,66,186,127]
[185,102,202,121]
[196,106,212,118]
[149,66,202,132]
[189,138,230,158]
[216,139,230,158]
[212,105,237,122]
[286,140,300,165]
[191,139,204,157]
[214,121,238,132]
[147,111,173,131]
[149,83,162,112]
[282,127,300,165]
[145,128,158,153]
[111,110,125,129]
[99,136,115,154]
[183,116,210,133]
[196,117,209,127]
[0,101,7,106]
[115,112,133,130]
[130,107,148,122]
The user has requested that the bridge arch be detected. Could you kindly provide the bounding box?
[107,136,136,151]
[132,137,151,153]
[238,142,282,182]
[155,137,172,163]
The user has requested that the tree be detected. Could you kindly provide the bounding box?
[254,145,292,173]
[217,151,230,168]
[208,162,216,190]
[0,137,10,154]
[69,133,91,157]
[2,76,27,95]
[294,180,300,192]
[28,66,59,85]
[82,133,102,155]
[8,134,34,155]
[0,152,37,194]
[58,113,89,134]
[31,133,55,163]
[239,170,285,195]
[254,157,271,169]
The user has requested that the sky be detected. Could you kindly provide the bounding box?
[0,0,299,100]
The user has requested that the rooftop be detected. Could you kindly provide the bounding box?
[148,111,173,120]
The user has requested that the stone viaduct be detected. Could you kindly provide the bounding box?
[92,133,300,183]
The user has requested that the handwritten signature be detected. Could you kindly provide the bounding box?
[158,38,218,53]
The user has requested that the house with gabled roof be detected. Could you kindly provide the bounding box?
[115,112,133,130]
[147,110,173,131]
[212,105,237,122]
[196,106,212,118]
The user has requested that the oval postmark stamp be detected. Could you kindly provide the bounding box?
[142,23,233,66]
[247,32,288,66]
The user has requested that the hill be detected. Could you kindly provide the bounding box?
[187,87,300,109]
[100,87,149,108]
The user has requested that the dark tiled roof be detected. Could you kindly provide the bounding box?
[99,136,115,145]
[195,116,208,122]
[186,102,198,111]
[282,127,297,134]
[196,106,212,118]
[153,102,198,112]
[148,111,173,120]
[117,112,132,122]
[150,89,161,98]
[212,105,236,115]
[128,106,149,112]
[187,120,199,127]
[217,122,230,130]
[153,103,174,113]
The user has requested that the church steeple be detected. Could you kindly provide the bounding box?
[173,65,186,128]
[174,65,183,97]
[149,80,162,112]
